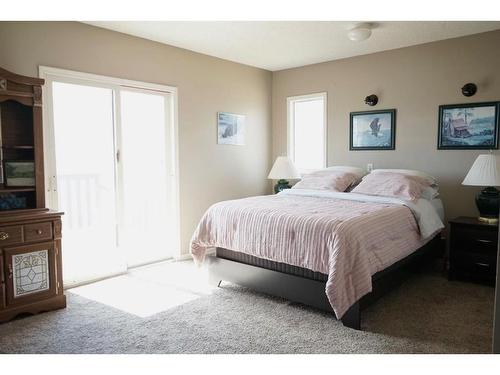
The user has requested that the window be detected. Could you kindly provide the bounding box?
[287,93,327,172]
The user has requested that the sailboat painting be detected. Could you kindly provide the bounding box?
[438,102,499,150]
[350,109,396,150]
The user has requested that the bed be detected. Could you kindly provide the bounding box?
[190,187,445,330]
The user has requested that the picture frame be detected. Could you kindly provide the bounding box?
[217,112,245,146]
[3,161,35,187]
[350,109,396,150]
[437,102,500,150]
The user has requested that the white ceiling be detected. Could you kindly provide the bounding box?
[85,21,500,71]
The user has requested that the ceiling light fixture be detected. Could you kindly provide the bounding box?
[348,23,372,42]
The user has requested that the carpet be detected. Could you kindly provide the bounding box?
[0,266,494,354]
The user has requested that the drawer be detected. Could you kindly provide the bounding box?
[455,251,497,277]
[452,227,498,255]
[453,225,498,242]
[24,222,53,242]
[0,225,23,246]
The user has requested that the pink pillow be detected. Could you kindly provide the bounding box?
[350,172,431,201]
[292,170,359,192]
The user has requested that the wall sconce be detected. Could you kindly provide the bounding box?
[462,83,477,97]
[364,94,378,106]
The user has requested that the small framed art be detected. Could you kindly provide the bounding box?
[437,102,500,150]
[350,109,396,150]
[217,112,245,146]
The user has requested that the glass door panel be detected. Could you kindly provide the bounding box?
[119,89,172,267]
[4,242,57,306]
[51,82,125,285]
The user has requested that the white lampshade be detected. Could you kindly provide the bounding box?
[462,154,500,187]
[268,156,300,180]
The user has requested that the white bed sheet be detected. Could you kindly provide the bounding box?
[429,198,445,222]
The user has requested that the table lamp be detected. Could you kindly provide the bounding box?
[268,156,301,193]
[462,154,500,224]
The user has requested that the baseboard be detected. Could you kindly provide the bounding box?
[175,248,215,261]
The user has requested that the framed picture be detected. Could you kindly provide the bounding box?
[437,102,500,150]
[217,112,245,146]
[350,109,396,150]
[4,161,35,187]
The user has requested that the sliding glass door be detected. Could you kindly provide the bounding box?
[43,68,179,287]
[119,88,173,267]
[51,82,124,285]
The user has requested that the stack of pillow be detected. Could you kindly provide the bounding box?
[292,167,439,202]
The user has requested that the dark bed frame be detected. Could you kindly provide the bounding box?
[207,234,442,330]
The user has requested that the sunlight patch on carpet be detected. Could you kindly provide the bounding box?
[69,260,216,317]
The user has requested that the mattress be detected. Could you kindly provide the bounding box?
[216,247,328,282]
[216,234,440,284]
[216,199,445,280]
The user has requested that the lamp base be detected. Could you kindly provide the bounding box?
[475,186,500,224]
[274,179,291,194]
[478,216,499,225]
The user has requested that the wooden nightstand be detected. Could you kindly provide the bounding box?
[448,216,498,285]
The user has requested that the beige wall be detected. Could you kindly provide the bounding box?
[272,30,500,223]
[1,22,499,253]
[0,21,272,256]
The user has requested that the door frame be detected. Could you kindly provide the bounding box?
[39,66,181,259]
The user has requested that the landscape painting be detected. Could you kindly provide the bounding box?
[438,102,499,149]
[4,161,35,187]
[350,109,396,150]
[217,112,245,146]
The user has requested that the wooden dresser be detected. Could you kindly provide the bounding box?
[0,209,65,322]
[0,67,65,322]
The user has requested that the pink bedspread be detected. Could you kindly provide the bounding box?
[190,193,433,318]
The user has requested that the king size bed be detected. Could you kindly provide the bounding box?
[190,168,445,330]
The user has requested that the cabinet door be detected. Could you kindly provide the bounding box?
[3,241,57,307]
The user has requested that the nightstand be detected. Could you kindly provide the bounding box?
[448,216,498,285]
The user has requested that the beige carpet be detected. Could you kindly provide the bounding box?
[0,261,494,354]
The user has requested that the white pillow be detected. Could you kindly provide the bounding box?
[323,166,367,179]
[371,169,437,186]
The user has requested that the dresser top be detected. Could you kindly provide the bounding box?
[0,208,63,224]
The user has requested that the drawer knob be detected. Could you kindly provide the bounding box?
[0,232,9,241]
[475,262,490,267]
[36,229,42,235]
[476,239,493,243]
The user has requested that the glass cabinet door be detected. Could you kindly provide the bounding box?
[3,242,57,306]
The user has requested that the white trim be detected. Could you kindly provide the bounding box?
[63,270,128,290]
[287,92,328,173]
[39,66,177,94]
[39,66,181,260]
